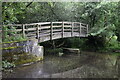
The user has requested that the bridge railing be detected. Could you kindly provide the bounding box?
[1,22,88,42]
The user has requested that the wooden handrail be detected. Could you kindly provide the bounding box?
[1,21,88,42]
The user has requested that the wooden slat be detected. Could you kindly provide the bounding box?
[63,22,72,24]
[53,29,61,32]
[63,25,72,28]
[64,29,71,31]
[40,26,50,29]
[25,22,51,26]
[16,29,22,32]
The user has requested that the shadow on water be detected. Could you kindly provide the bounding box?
[2,51,119,78]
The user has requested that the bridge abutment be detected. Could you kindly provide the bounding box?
[2,39,44,66]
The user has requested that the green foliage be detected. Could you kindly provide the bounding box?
[3,34,27,42]
[64,38,87,49]
[2,2,120,51]
[107,39,120,51]
[2,60,15,69]
[2,2,26,24]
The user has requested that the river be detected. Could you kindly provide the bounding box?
[2,51,119,78]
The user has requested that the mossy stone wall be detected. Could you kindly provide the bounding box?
[2,39,44,66]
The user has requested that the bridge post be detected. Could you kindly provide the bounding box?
[71,22,74,37]
[87,24,88,35]
[50,22,53,40]
[79,23,81,37]
[62,22,64,38]
[36,24,39,39]
[22,24,25,38]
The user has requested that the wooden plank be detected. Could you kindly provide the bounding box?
[63,25,72,28]
[38,22,51,25]
[63,22,72,24]
[64,29,71,31]
[25,22,51,26]
[40,26,50,29]
[52,22,71,24]
[16,29,22,32]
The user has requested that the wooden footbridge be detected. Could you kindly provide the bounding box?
[2,22,88,43]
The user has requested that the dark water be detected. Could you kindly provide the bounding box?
[2,52,119,78]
